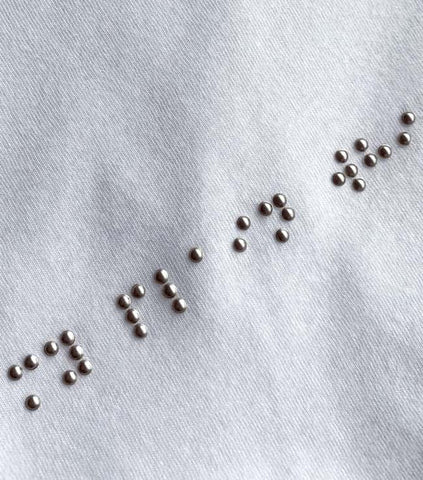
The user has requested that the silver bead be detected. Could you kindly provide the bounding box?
[353,178,366,192]
[272,193,287,208]
[134,323,148,338]
[117,294,131,309]
[344,164,358,177]
[233,238,247,252]
[155,269,169,284]
[402,111,415,125]
[398,132,411,146]
[173,298,187,313]
[163,283,177,298]
[334,150,348,163]
[61,330,75,346]
[364,153,377,167]
[355,138,368,152]
[258,201,273,216]
[63,370,77,385]
[8,365,23,380]
[44,340,59,356]
[25,394,41,411]
[24,354,39,370]
[275,229,289,243]
[69,345,84,360]
[131,284,145,298]
[78,359,93,375]
[126,308,140,324]
[378,144,392,158]
[281,207,295,221]
[236,216,251,230]
[332,172,346,186]
[189,247,204,263]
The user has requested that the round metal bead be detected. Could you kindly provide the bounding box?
[61,330,75,346]
[117,294,131,309]
[344,164,358,177]
[378,144,392,158]
[402,111,415,125]
[163,283,177,298]
[281,207,295,221]
[134,323,148,338]
[236,216,251,230]
[398,132,411,146]
[63,370,77,385]
[272,193,287,208]
[275,229,289,243]
[44,340,59,356]
[25,395,41,411]
[173,298,187,313]
[131,284,145,298]
[355,138,368,152]
[364,154,377,167]
[352,178,366,192]
[334,150,348,163]
[8,365,23,380]
[189,247,204,263]
[24,354,39,370]
[69,345,84,360]
[78,359,93,376]
[155,269,169,284]
[332,172,346,186]
[258,201,273,216]
[126,308,140,324]
[233,238,247,252]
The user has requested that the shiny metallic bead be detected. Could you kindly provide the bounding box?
[78,359,93,375]
[398,132,411,146]
[163,283,177,298]
[344,164,358,177]
[126,308,140,324]
[61,330,75,346]
[352,178,366,192]
[233,238,247,252]
[117,294,131,309]
[402,111,415,125]
[364,154,377,167]
[134,323,148,338]
[63,370,77,385]
[131,284,145,298]
[275,229,289,243]
[69,345,84,360]
[8,365,23,380]
[378,144,392,158]
[24,354,39,370]
[155,269,169,284]
[281,207,295,221]
[25,395,41,411]
[44,340,59,356]
[355,138,368,152]
[334,150,348,163]
[332,172,346,186]
[258,201,273,216]
[236,216,251,230]
[173,298,187,313]
[272,193,287,208]
[189,247,204,263]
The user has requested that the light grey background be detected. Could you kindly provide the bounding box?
[0,1,422,479]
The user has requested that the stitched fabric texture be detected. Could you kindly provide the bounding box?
[0,1,422,479]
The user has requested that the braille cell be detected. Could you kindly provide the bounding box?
[233,238,247,252]
[332,172,346,186]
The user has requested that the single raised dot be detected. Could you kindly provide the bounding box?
[402,112,415,125]
[8,365,23,380]
[258,201,273,216]
[355,138,368,152]
[61,330,75,346]
[117,294,131,309]
[69,345,84,360]
[25,394,41,411]
[275,229,289,243]
[236,216,251,230]
[378,144,392,158]
[126,308,140,324]
[134,323,148,338]
[131,284,145,298]
[233,238,247,252]
[353,178,366,192]
[24,354,39,371]
[155,269,169,284]
[78,359,93,376]
[344,164,358,177]
[334,150,348,163]
[398,132,411,146]
[63,370,77,385]
[364,154,377,167]
[44,340,59,356]
[189,247,204,263]
[163,283,177,298]
[281,207,295,221]
[332,172,346,186]
[173,298,187,313]
[272,193,287,208]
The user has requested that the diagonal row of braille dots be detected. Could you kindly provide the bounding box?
[8,330,92,411]
[332,111,416,190]
[233,194,295,252]
[154,269,188,313]
[117,286,148,337]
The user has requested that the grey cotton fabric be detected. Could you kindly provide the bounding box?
[1,1,423,479]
